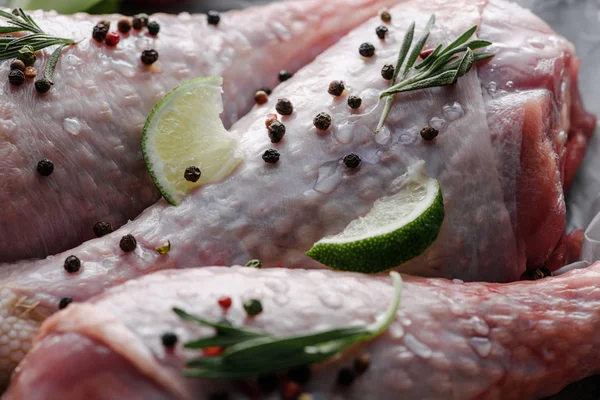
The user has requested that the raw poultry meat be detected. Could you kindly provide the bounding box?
[0,0,595,388]
[2,0,593,279]
[6,264,600,400]
[0,0,398,263]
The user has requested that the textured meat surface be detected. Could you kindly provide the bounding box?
[0,0,397,263]
[0,0,593,384]
[478,0,596,269]
[7,264,600,400]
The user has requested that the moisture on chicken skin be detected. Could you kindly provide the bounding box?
[0,0,595,390]
[7,264,600,400]
[0,0,398,263]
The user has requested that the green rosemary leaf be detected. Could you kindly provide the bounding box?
[16,8,42,32]
[0,9,38,33]
[0,8,73,68]
[403,15,435,78]
[452,47,474,82]
[220,327,369,365]
[381,70,457,97]
[392,21,415,82]
[374,20,418,134]
[173,307,263,338]
[44,44,66,83]
[473,52,495,63]
[464,39,492,50]
[0,26,26,34]
[4,33,48,50]
[414,43,442,70]
[438,51,494,74]
[0,37,71,60]
[180,272,403,380]
[184,333,265,350]
[185,338,357,378]
[438,25,477,56]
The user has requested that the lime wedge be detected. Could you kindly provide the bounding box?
[307,161,444,273]
[142,77,242,205]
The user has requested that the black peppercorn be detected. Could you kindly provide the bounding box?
[93,221,113,237]
[141,49,159,65]
[347,95,362,109]
[58,297,73,310]
[147,21,160,35]
[268,121,286,143]
[381,11,392,23]
[275,98,293,115]
[278,70,292,82]
[328,80,345,96]
[243,298,263,316]
[132,16,143,30]
[10,59,25,71]
[8,69,24,86]
[255,90,269,105]
[381,64,394,80]
[117,18,132,33]
[262,149,280,164]
[260,87,272,95]
[35,78,52,93]
[120,234,137,252]
[207,10,221,25]
[354,353,371,375]
[161,332,178,347]
[136,13,149,27]
[420,125,439,141]
[376,25,388,39]
[92,24,108,42]
[313,112,332,130]
[337,367,356,386]
[11,9,19,16]
[359,42,375,57]
[184,166,201,182]
[257,373,279,393]
[64,255,81,273]
[288,365,311,384]
[37,158,54,176]
[343,153,361,169]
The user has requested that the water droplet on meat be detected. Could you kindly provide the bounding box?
[442,102,464,121]
[314,161,342,194]
[63,118,81,135]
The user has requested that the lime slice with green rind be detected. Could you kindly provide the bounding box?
[307,161,444,273]
[142,77,242,205]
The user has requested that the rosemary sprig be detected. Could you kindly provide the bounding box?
[375,16,494,134]
[0,8,73,68]
[175,271,403,379]
[43,43,66,83]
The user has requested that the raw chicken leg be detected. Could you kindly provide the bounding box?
[0,0,397,262]
[6,264,600,400]
[0,0,594,385]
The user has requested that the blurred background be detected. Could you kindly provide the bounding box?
[0,0,599,398]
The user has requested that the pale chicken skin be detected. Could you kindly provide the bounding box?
[0,0,595,388]
[6,264,600,400]
[0,0,398,263]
